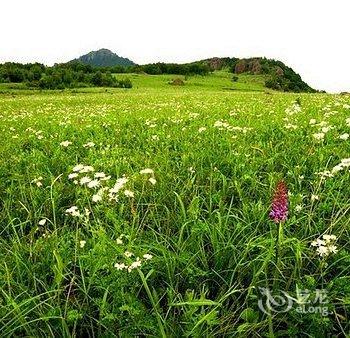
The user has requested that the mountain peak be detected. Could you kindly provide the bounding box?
[74,49,135,67]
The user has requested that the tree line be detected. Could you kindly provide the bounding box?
[0,62,132,89]
[0,57,316,92]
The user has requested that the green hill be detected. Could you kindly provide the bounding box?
[202,57,315,92]
[129,57,316,93]
[73,48,135,67]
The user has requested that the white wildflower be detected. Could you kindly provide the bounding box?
[128,258,142,272]
[124,251,133,258]
[80,166,94,173]
[311,234,338,257]
[109,177,128,195]
[332,165,344,174]
[83,142,95,148]
[32,177,43,187]
[328,245,338,254]
[295,205,303,213]
[311,194,319,201]
[143,254,153,260]
[140,168,154,175]
[92,194,103,203]
[311,238,326,247]
[68,173,79,179]
[148,177,157,185]
[94,172,107,179]
[316,246,329,257]
[80,176,92,185]
[60,140,72,147]
[114,262,127,270]
[309,119,317,125]
[73,164,85,172]
[140,169,153,176]
[321,126,331,133]
[341,158,350,166]
[316,170,333,178]
[65,206,81,217]
[313,133,325,141]
[124,190,134,198]
[87,179,100,188]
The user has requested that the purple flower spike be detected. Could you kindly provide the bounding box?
[269,181,288,223]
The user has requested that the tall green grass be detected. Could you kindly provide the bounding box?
[0,78,350,336]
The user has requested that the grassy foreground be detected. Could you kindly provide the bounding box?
[0,73,350,336]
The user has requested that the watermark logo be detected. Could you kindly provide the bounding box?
[258,287,329,316]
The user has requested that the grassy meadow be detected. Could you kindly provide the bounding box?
[0,71,350,336]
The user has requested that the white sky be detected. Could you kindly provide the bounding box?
[1,0,349,93]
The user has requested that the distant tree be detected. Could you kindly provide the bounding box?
[234,60,247,74]
[117,78,132,88]
[91,71,103,86]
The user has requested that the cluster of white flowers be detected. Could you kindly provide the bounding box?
[114,250,153,273]
[214,120,251,133]
[309,118,317,125]
[284,123,298,130]
[91,177,132,203]
[339,133,349,140]
[198,127,207,133]
[70,165,157,204]
[92,187,108,203]
[60,140,72,147]
[65,206,90,218]
[140,168,157,185]
[311,194,319,202]
[285,103,301,116]
[31,176,43,187]
[64,165,157,221]
[311,120,335,141]
[26,127,44,140]
[68,164,111,192]
[311,234,338,257]
[313,132,325,141]
[332,158,350,173]
[108,177,130,201]
[83,141,95,148]
[65,206,81,217]
[38,219,47,226]
[317,158,350,180]
[72,164,95,173]
[282,102,302,130]
[188,167,195,174]
[316,170,334,179]
[145,119,157,128]
[189,112,199,119]
[116,234,125,245]
[346,118,350,127]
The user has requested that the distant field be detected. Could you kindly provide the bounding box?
[0,80,350,336]
[115,71,267,92]
[0,70,267,94]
